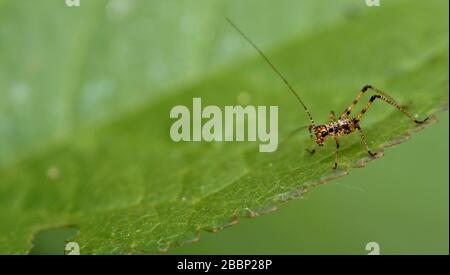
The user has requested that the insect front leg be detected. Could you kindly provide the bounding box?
[306,125,316,155]
[357,127,377,157]
[333,138,340,169]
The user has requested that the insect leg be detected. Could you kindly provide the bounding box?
[306,146,316,155]
[307,125,316,155]
[333,138,340,169]
[356,86,428,123]
[357,127,377,157]
[329,110,336,122]
[340,84,372,118]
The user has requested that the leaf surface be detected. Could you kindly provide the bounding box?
[0,0,448,254]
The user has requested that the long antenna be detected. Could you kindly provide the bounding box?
[226,17,315,126]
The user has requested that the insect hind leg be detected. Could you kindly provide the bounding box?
[356,86,429,123]
[340,84,372,119]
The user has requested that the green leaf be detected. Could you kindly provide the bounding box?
[0,0,448,254]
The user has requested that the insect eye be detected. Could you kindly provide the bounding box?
[321,131,328,137]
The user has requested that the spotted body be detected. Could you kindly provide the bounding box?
[227,19,428,169]
[314,118,360,145]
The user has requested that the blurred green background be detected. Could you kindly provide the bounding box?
[1,0,448,254]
